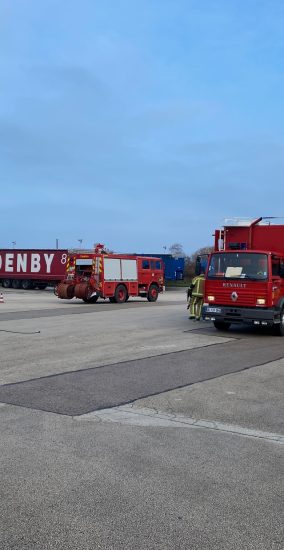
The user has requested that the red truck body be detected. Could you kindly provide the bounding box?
[56,252,164,303]
[202,218,284,335]
[0,249,68,289]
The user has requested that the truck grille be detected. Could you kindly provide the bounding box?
[208,285,268,307]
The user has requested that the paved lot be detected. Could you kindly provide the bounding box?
[0,288,283,549]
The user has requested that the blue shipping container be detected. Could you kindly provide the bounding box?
[139,254,185,281]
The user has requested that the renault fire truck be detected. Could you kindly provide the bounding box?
[56,246,164,303]
[202,217,284,335]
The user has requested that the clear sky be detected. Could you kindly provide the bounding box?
[1,0,284,255]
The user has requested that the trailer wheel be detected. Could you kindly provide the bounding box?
[2,279,11,288]
[213,321,231,331]
[21,280,32,290]
[37,283,48,290]
[12,280,21,289]
[114,284,127,303]
[147,284,159,302]
[274,309,284,336]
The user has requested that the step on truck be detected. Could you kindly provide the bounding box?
[201,217,284,335]
[56,249,164,303]
[0,249,68,290]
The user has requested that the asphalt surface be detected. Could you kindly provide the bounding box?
[0,288,283,550]
[0,338,284,415]
[0,299,182,321]
[1,406,283,550]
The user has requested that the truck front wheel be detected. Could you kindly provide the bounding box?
[147,284,159,302]
[274,309,284,336]
[213,321,231,331]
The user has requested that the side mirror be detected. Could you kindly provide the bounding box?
[195,254,209,275]
[195,257,201,276]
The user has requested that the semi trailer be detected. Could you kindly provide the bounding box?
[0,249,68,289]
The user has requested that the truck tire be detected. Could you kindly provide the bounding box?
[37,283,48,290]
[114,284,127,303]
[213,321,231,331]
[12,280,21,289]
[21,280,32,290]
[147,284,159,302]
[82,296,99,304]
[274,309,284,336]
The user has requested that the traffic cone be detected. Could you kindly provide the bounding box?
[0,293,4,304]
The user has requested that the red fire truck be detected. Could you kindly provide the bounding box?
[0,249,68,289]
[56,248,164,303]
[201,217,284,335]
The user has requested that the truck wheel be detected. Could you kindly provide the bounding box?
[213,321,231,331]
[21,280,32,290]
[2,279,11,288]
[82,296,99,303]
[37,283,48,290]
[114,285,127,303]
[147,284,159,302]
[274,309,284,336]
[12,280,21,289]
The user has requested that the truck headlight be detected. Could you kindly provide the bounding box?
[207,295,215,302]
[256,298,266,305]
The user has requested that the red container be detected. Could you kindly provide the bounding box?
[0,249,68,289]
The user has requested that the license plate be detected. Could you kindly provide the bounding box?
[206,307,221,313]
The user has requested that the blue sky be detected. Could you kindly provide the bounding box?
[1,0,284,254]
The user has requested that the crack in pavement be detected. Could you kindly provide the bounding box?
[77,405,284,445]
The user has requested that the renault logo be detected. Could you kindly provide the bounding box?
[231,291,238,302]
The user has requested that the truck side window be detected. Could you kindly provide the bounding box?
[150,260,161,270]
[142,260,150,269]
[272,260,280,276]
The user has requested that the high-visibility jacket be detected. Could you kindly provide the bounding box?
[191,275,205,297]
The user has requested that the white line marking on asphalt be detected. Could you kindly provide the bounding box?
[77,405,284,445]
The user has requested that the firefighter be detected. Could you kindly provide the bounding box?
[188,272,205,320]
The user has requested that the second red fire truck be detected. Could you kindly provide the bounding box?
[56,246,164,303]
[201,217,284,335]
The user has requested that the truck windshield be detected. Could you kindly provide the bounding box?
[208,253,268,280]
